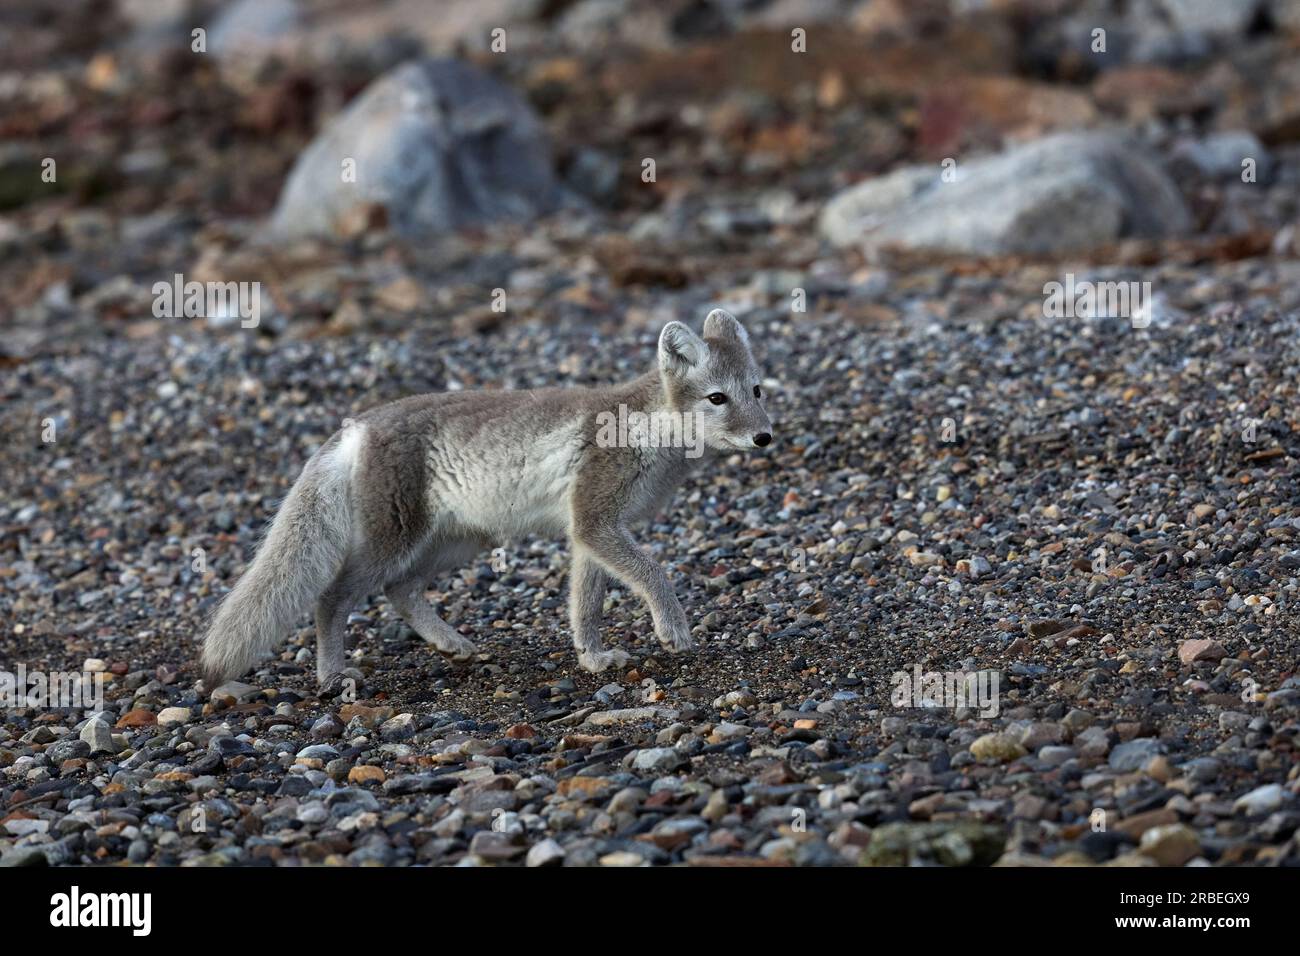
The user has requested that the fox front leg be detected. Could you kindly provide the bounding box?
[568,547,631,673]
[572,523,694,655]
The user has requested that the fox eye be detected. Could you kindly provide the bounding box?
[707,392,728,405]
[753,385,762,398]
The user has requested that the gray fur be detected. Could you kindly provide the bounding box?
[199,310,772,687]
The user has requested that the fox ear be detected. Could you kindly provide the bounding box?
[703,308,749,346]
[659,321,707,374]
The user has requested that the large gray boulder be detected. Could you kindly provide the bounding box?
[819,131,1192,256]
[269,59,563,239]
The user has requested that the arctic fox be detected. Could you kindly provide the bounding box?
[199,309,773,689]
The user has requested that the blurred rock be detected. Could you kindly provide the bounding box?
[1159,0,1262,40]
[269,58,564,240]
[208,0,300,64]
[819,130,1193,255]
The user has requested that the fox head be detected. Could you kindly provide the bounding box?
[658,309,773,452]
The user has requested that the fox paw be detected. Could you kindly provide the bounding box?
[433,633,479,662]
[578,648,631,674]
[656,619,695,653]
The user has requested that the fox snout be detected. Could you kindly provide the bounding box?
[737,396,773,450]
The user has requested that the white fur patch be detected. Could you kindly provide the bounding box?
[332,422,365,479]
[428,419,584,540]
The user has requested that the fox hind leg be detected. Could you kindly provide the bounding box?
[315,567,369,688]
[569,547,630,674]
[384,544,479,661]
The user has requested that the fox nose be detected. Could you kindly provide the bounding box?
[753,432,772,447]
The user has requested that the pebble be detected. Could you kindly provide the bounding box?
[1233,784,1285,817]
[1138,824,1201,867]
[525,838,566,868]
[969,734,1027,763]
[79,718,116,754]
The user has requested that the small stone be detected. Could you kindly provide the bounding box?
[526,838,565,867]
[1233,784,1285,817]
[1178,639,1226,664]
[1037,746,1075,767]
[469,831,526,862]
[632,747,689,773]
[209,680,257,702]
[347,765,386,785]
[338,704,394,727]
[1109,738,1164,772]
[969,733,1027,763]
[156,707,191,726]
[586,707,677,726]
[310,714,345,739]
[1138,824,1200,867]
[555,776,613,799]
[379,713,417,739]
[114,709,157,729]
[702,789,730,822]
[79,718,116,754]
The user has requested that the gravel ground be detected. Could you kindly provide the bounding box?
[3,0,1300,868]
[4,247,1300,867]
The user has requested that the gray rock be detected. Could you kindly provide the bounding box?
[631,747,689,773]
[156,706,191,726]
[0,846,49,867]
[1037,745,1076,767]
[47,738,92,763]
[207,0,299,61]
[819,131,1191,256]
[1233,783,1285,816]
[79,718,116,754]
[1076,725,1112,758]
[1172,131,1272,181]
[1183,757,1221,783]
[379,713,417,740]
[269,59,563,240]
[525,837,566,867]
[469,830,526,862]
[1108,737,1165,771]
[209,680,258,702]
[295,744,340,761]
[1159,0,1260,38]
[310,714,344,739]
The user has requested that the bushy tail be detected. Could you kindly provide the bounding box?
[199,456,353,688]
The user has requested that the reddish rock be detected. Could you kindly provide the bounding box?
[115,709,157,729]
[1179,639,1227,664]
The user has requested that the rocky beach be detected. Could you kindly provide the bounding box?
[2,0,1299,868]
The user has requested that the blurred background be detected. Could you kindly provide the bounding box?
[2,0,1298,348]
